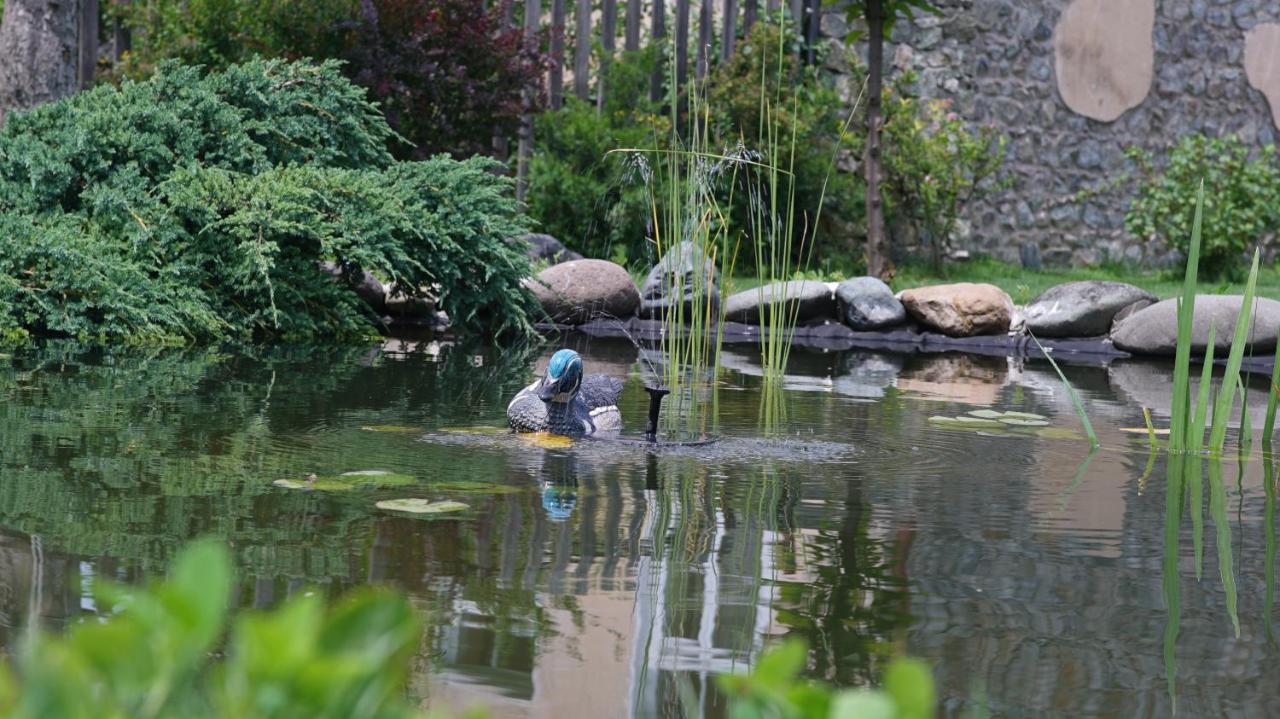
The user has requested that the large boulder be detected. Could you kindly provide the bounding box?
[318,261,385,312]
[899,283,1013,337]
[835,276,906,330]
[639,241,719,319]
[1023,281,1157,337]
[1111,295,1280,355]
[723,280,837,325]
[522,233,583,265]
[527,259,640,324]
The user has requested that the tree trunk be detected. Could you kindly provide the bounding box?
[789,0,802,41]
[515,0,541,203]
[111,0,131,62]
[694,0,710,81]
[720,0,736,60]
[574,0,591,100]
[78,0,97,89]
[674,0,690,97]
[624,0,641,52]
[742,0,756,35]
[0,0,82,126]
[597,0,616,111]
[803,0,817,65]
[492,0,510,160]
[864,0,889,279]
[650,0,666,103]
[766,0,778,13]
[550,0,566,108]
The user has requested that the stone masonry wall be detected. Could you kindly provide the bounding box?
[821,0,1280,268]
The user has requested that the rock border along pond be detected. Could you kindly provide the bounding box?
[524,256,1280,372]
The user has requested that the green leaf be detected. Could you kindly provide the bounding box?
[883,658,935,719]
[375,498,470,515]
[829,690,896,719]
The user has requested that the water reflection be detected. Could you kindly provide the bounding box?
[0,341,1279,716]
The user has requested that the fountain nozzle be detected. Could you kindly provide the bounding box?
[643,385,671,442]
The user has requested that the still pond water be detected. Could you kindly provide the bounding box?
[0,337,1277,718]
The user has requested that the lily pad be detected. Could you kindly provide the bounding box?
[929,416,1003,429]
[441,426,510,435]
[966,409,1005,419]
[1034,427,1084,441]
[273,471,415,492]
[998,418,1050,427]
[433,480,523,494]
[1001,411,1047,421]
[376,499,470,515]
[360,425,421,434]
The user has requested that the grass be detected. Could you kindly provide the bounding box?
[722,256,1280,305]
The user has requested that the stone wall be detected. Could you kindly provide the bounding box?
[821,0,1280,268]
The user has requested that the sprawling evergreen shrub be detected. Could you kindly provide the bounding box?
[0,59,536,343]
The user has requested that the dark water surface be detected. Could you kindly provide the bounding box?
[0,337,1277,718]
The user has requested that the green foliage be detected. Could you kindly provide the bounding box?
[0,540,423,719]
[527,99,663,262]
[1126,134,1280,279]
[107,0,356,78]
[719,639,936,719]
[882,85,1005,268]
[842,0,942,40]
[0,59,536,342]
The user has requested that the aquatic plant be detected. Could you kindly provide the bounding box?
[0,540,422,719]
[0,59,537,344]
[1026,333,1099,448]
[1166,182,1263,456]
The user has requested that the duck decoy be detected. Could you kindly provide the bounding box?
[507,349,624,436]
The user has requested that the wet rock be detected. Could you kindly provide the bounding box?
[318,261,385,312]
[638,241,719,319]
[526,259,640,324]
[1109,297,1157,334]
[1111,295,1280,355]
[835,277,907,330]
[384,284,435,317]
[1024,281,1157,337]
[899,283,1014,337]
[723,280,837,325]
[1053,0,1154,122]
[521,233,583,265]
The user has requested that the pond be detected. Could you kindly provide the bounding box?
[0,337,1276,718]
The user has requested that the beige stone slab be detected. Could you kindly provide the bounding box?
[1245,23,1280,131]
[1054,0,1155,122]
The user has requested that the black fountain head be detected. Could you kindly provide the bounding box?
[643,385,671,442]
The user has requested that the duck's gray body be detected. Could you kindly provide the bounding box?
[507,374,624,435]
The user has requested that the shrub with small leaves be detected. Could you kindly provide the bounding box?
[0,59,537,343]
[1126,134,1280,279]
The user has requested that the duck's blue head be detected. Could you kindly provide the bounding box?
[539,349,583,403]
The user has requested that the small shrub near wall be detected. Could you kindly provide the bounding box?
[0,59,536,344]
[1126,134,1280,279]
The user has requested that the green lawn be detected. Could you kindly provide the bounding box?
[724,257,1280,306]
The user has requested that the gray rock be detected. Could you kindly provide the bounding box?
[522,233,583,265]
[527,259,640,324]
[318,261,386,312]
[1024,281,1158,337]
[835,277,907,330]
[723,281,837,325]
[384,284,435,318]
[1109,297,1156,334]
[1111,295,1280,355]
[638,241,719,320]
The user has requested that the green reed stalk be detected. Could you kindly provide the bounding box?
[1264,447,1276,641]
[1169,181,1205,454]
[1207,249,1260,455]
[1027,333,1098,448]
[1189,323,1217,454]
[1264,332,1280,447]
[1161,454,1185,710]
[1207,459,1241,637]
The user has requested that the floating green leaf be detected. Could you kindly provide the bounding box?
[929,416,1002,429]
[273,471,415,492]
[375,499,470,515]
[359,425,421,434]
[997,418,1049,427]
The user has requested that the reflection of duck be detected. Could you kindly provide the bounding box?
[540,481,578,521]
[507,349,623,436]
